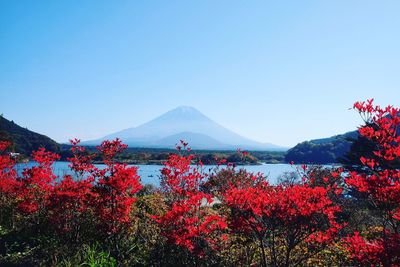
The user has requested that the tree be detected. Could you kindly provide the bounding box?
[343,99,400,266]
[153,142,227,262]
[222,169,343,267]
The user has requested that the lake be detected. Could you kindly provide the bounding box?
[15,162,325,186]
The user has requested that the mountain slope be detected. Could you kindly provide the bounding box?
[84,106,286,151]
[153,132,231,150]
[0,116,59,155]
[285,131,359,164]
[286,112,400,164]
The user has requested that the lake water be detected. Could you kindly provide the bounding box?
[15,162,318,186]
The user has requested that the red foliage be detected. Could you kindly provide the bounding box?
[343,231,400,266]
[0,141,20,194]
[18,148,60,214]
[0,139,142,238]
[97,139,128,165]
[344,99,400,265]
[224,182,341,242]
[71,139,142,233]
[1,99,399,265]
[68,138,97,175]
[49,174,95,233]
[155,193,227,254]
[221,164,343,266]
[154,143,227,256]
[96,163,141,230]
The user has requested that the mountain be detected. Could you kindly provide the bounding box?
[286,112,400,164]
[84,106,286,151]
[154,132,230,150]
[0,116,59,155]
[285,131,359,164]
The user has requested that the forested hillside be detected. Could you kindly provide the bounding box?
[0,115,59,155]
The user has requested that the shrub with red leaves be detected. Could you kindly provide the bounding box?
[69,139,142,235]
[1,99,400,266]
[0,141,20,227]
[0,141,19,194]
[0,138,142,247]
[343,99,400,265]
[18,148,60,214]
[223,178,342,267]
[154,141,227,257]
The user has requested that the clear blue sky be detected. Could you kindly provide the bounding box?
[1,1,399,147]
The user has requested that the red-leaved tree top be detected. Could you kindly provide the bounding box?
[154,141,227,256]
[344,99,400,266]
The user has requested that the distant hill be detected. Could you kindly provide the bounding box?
[83,106,287,151]
[0,116,59,155]
[285,131,359,164]
[286,112,400,164]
